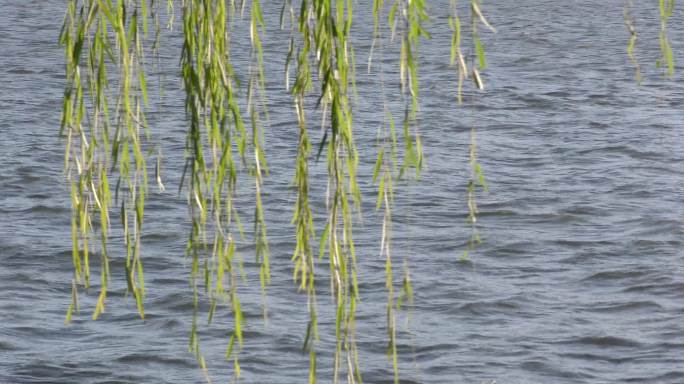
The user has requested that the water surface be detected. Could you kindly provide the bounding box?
[1,1,684,383]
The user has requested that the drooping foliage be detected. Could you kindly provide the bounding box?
[59,1,674,382]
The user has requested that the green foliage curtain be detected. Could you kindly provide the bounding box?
[59,1,674,382]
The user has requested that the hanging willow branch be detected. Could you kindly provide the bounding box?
[624,0,642,83]
[288,0,320,381]
[295,2,363,381]
[465,0,493,259]
[392,0,427,179]
[658,0,676,76]
[247,0,271,300]
[179,0,256,376]
[60,0,158,322]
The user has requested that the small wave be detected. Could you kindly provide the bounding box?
[623,282,684,297]
[115,353,196,368]
[576,144,663,160]
[582,270,647,282]
[557,351,629,364]
[457,297,524,316]
[624,371,684,383]
[6,67,35,74]
[0,340,17,351]
[571,335,642,348]
[586,301,663,313]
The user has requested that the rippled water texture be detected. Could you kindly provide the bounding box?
[2,1,684,383]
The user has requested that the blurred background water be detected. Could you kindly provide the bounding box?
[1,1,684,383]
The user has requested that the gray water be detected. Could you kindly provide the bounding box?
[2,1,684,383]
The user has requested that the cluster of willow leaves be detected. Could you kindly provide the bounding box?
[59,0,675,382]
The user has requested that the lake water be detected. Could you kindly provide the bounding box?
[2,1,684,383]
